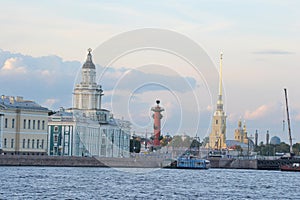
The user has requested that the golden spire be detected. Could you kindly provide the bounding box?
[219,52,223,97]
[216,52,224,111]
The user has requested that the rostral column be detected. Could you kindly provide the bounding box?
[151,100,164,148]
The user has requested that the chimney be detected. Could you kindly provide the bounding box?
[255,130,258,147]
[266,130,270,145]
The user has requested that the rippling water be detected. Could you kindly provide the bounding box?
[1,167,299,199]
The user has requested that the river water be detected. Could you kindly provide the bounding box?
[0,167,299,199]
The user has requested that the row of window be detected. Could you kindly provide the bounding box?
[3,138,45,149]
[4,118,45,130]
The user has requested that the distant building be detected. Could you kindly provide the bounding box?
[270,136,281,145]
[0,95,48,155]
[208,53,226,149]
[234,119,249,144]
[48,49,130,157]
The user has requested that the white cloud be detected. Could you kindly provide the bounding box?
[0,57,27,75]
[244,104,275,120]
[42,98,59,109]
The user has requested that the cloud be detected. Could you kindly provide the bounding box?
[252,50,295,55]
[42,98,60,109]
[0,50,81,110]
[244,104,275,120]
[0,57,27,75]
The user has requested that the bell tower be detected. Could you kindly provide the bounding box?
[209,53,227,149]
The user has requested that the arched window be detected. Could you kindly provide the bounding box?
[22,139,26,148]
[32,139,35,149]
[23,119,26,129]
[12,119,15,128]
[4,118,7,128]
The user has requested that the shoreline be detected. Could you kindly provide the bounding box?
[1,155,300,170]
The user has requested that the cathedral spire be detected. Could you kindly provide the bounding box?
[219,52,223,97]
[217,52,223,111]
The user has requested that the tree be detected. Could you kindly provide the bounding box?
[293,143,300,156]
[201,137,209,147]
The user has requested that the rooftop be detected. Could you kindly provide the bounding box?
[0,95,48,111]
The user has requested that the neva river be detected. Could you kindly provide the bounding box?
[1,167,299,199]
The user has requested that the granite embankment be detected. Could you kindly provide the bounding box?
[1,155,298,169]
[208,158,258,169]
[0,155,170,168]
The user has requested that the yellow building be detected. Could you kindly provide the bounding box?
[208,53,227,149]
[234,119,249,144]
[0,96,48,155]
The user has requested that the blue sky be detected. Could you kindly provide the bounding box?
[0,1,299,143]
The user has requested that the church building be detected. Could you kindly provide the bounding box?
[234,119,249,144]
[208,53,227,150]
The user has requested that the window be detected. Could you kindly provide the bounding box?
[41,139,44,149]
[23,119,26,129]
[11,139,14,148]
[27,139,30,148]
[28,120,31,129]
[54,126,58,132]
[33,120,35,129]
[37,139,39,149]
[12,119,15,128]
[42,121,45,130]
[37,120,40,130]
[216,120,218,125]
[32,139,35,149]
[54,135,58,142]
[4,118,7,128]
[4,138,7,148]
[22,139,26,148]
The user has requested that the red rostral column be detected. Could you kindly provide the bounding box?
[151,100,164,148]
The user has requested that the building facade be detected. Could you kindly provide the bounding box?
[208,53,227,149]
[0,96,48,155]
[234,119,249,144]
[48,49,130,157]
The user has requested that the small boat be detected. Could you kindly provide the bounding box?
[281,163,300,172]
[176,155,210,169]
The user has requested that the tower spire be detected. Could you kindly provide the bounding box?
[217,52,223,111]
[219,52,223,97]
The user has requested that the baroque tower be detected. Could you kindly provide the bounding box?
[208,53,227,149]
[73,49,103,120]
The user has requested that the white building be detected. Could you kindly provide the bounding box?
[0,95,48,155]
[48,49,130,157]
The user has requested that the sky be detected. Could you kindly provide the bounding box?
[0,0,299,143]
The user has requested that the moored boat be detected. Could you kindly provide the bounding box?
[176,155,210,169]
[281,163,300,172]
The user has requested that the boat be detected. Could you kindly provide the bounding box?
[281,163,300,172]
[176,155,210,169]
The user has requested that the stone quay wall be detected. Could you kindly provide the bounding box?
[208,158,258,169]
[0,155,170,168]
